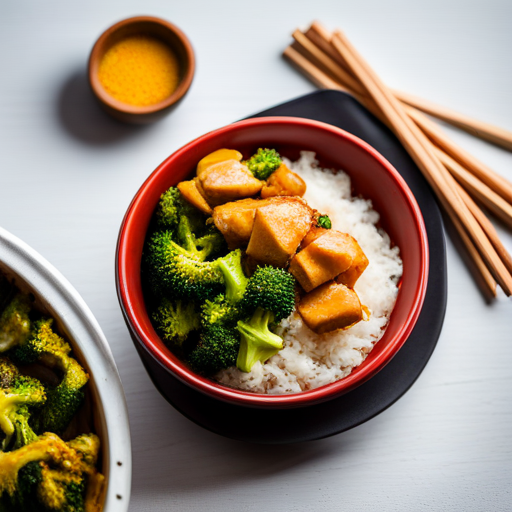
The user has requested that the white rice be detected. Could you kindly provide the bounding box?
[215,152,403,394]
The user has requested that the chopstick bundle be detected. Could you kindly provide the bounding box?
[283,23,512,298]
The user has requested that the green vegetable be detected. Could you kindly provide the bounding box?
[145,230,225,301]
[147,182,301,376]
[10,319,89,436]
[177,217,225,262]
[155,186,182,232]
[0,358,46,451]
[216,249,248,303]
[317,215,332,229]
[235,266,297,372]
[0,274,104,511]
[188,324,240,375]
[190,291,245,375]
[152,298,200,349]
[0,294,31,353]
[156,185,205,235]
[0,356,18,389]
[200,295,242,329]
[185,248,249,373]
[145,228,247,303]
[240,266,296,322]
[236,308,283,373]
[0,432,102,512]
[246,148,282,180]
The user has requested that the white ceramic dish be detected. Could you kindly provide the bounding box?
[0,226,131,512]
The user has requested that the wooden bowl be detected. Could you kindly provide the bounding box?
[88,16,195,124]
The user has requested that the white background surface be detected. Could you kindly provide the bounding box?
[1,1,511,510]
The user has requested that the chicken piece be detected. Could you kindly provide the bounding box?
[198,160,263,206]
[212,197,289,249]
[196,148,243,177]
[336,241,369,288]
[298,281,363,334]
[246,198,313,267]
[177,179,213,215]
[301,226,329,249]
[289,231,360,292]
[261,163,307,198]
[212,198,265,249]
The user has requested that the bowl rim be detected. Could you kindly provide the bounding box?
[88,15,195,115]
[0,226,132,511]
[116,116,429,408]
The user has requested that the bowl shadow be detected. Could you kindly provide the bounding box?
[56,68,151,146]
[127,376,402,500]
[128,391,338,496]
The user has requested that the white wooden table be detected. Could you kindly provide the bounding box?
[1,1,511,510]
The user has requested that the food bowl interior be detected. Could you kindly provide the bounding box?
[118,117,428,408]
[0,263,109,507]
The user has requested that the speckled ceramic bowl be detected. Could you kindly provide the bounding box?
[0,226,131,511]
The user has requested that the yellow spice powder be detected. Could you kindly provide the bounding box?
[98,35,181,107]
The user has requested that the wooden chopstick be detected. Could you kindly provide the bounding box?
[406,107,512,204]
[330,30,512,296]
[292,30,365,96]
[445,212,498,298]
[288,37,512,230]
[283,46,342,91]
[293,28,512,205]
[284,28,512,296]
[296,25,512,205]
[285,43,388,124]
[306,22,512,153]
[456,185,512,276]
[396,90,512,152]
[433,147,512,229]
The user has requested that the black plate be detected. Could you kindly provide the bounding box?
[148,90,447,444]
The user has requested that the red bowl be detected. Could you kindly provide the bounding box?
[116,117,429,409]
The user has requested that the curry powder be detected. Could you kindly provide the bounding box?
[98,35,180,107]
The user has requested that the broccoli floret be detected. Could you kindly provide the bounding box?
[177,217,225,261]
[1,460,42,512]
[145,231,225,301]
[188,324,240,375]
[192,289,246,375]
[0,362,46,451]
[234,266,296,372]
[216,249,248,303]
[0,294,31,353]
[156,185,214,238]
[155,186,182,232]
[37,463,86,512]
[0,357,18,389]
[0,432,103,512]
[246,148,282,180]
[9,320,89,436]
[15,460,42,512]
[317,215,332,229]
[152,298,200,349]
[236,308,284,373]
[240,266,296,322]
[200,295,241,328]
[156,186,205,233]
[145,232,246,302]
